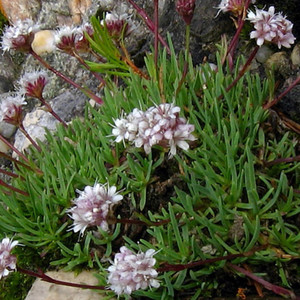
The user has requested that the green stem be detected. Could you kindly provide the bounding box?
[185,24,190,61]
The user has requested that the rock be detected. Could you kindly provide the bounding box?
[0,121,16,139]
[68,0,92,24]
[0,139,10,153]
[1,0,41,22]
[256,45,274,64]
[265,52,291,77]
[291,43,300,67]
[31,30,56,55]
[13,90,87,153]
[25,270,112,300]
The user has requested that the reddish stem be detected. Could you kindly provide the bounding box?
[0,168,23,179]
[18,123,42,152]
[30,50,103,105]
[0,134,30,164]
[0,178,29,196]
[17,267,106,290]
[157,245,267,272]
[154,0,159,70]
[126,0,171,54]
[219,45,259,100]
[38,96,68,129]
[228,263,299,299]
[264,155,300,167]
[263,75,300,110]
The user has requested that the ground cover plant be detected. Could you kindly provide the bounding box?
[0,0,299,299]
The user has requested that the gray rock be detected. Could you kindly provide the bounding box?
[291,43,300,67]
[13,89,87,153]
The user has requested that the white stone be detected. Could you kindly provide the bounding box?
[256,45,274,63]
[25,270,112,300]
[13,108,58,155]
[291,43,300,67]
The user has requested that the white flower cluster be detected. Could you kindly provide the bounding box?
[67,183,123,236]
[0,238,18,279]
[107,246,160,295]
[17,70,49,96]
[112,103,196,157]
[247,6,296,48]
[0,94,26,122]
[216,0,256,16]
[1,19,40,52]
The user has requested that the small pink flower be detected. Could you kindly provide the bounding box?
[0,94,26,125]
[67,183,123,235]
[107,246,160,295]
[18,71,49,99]
[247,6,296,48]
[1,19,40,52]
[0,238,19,279]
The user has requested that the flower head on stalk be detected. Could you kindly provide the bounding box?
[55,25,80,54]
[103,11,135,39]
[67,183,123,236]
[176,0,196,25]
[111,103,196,157]
[0,238,19,279]
[216,0,256,17]
[75,23,94,53]
[1,19,40,53]
[0,94,26,125]
[247,6,296,48]
[107,246,160,295]
[17,71,49,99]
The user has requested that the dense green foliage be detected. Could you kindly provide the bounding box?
[0,16,299,299]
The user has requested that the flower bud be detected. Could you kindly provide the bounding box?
[176,0,196,25]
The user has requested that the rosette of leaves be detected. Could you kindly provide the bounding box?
[0,35,299,297]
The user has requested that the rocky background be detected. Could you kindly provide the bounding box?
[0,0,299,154]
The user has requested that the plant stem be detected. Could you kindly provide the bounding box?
[0,151,41,174]
[228,263,299,299]
[29,50,103,105]
[154,0,159,71]
[0,178,29,196]
[0,134,30,164]
[219,45,259,99]
[38,96,68,129]
[18,123,42,152]
[17,267,106,290]
[0,168,23,179]
[126,0,171,54]
[263,75,300,110]
[72,51,106,86]
[264,155,300,167]
[157,245,267,272]
[185,24,190,61]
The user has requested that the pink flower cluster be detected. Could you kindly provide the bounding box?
[247,6,296,48]
[112,103,196,157]
[0,238,18,279]
[107,246,160,295]
[67,183,123,236]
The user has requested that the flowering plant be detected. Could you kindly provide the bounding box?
[0,0,299,299]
